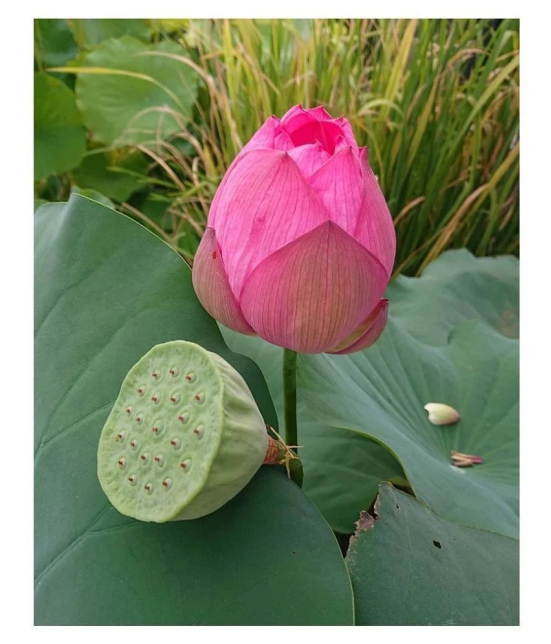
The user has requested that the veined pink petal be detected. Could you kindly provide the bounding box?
[192,228,255,335]
[307,105,334,121]
[280,104,309,123]
[326,299,389,354]
[354,148,396,277]
[335,116,360,151]
[309,146,363,234]
[273,129,294,151]
[288,142,331,178]
[239,222,388,353]
[213,149,329,296]
[240,115,280,153]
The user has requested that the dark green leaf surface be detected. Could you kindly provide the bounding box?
[75,36,198,146]
[388,249,519,344]
[72,150,148,202]
[70,19,152,47]
[346,484,519,625]
[34,73,86,180]
[34,19,78,68]
[299,319,518,537]
[34,195,353,625]
[221,328,407,534]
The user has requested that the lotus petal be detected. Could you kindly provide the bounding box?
[192,228,255,335]
[327,299,389,354]
[239,222,388,353]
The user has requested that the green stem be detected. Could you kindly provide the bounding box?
[283,349,298,453]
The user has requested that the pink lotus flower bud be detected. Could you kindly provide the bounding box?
[192,105,396,354]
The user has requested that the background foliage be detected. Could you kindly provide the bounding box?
[34,18,519,273]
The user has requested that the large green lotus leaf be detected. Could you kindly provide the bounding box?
[299,319,518,537]
[34,194,353,625]
[389,249,519,344]
[34,19,78,68]
[34,73,86,180]
[346,484,519,625]
[221,328,407,534]
[70,19,152,47]
[72,150,149,202]
[74,36,198,146]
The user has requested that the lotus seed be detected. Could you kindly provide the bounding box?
[170,393,181,404]
[137,386,145,395]
[169,367,179,377]
[180,459,191,471]
[140,454,149,465]
[178,412,190,424]
[115,432,125,442]
[151,421,164,435]
[135,414,144,424]
[130,439,138,450]
[194,392,206,404]
[144,483,154,494]
[125,407,132,415]
[151,369,161,380]
[118,457,126,469]
[185,373,197,383]
[154,455,165,467]
[170,438,181,449]
[162,478,173,489]
[128,475,137,486]
[193,426,204,440]
[151,394,160,404]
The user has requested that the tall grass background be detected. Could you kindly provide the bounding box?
[44,18,520,276]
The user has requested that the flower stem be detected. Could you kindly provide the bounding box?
[283,349,298,454]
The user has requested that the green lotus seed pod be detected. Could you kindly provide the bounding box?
[97,341,269,521]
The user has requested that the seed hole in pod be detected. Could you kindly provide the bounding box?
[135,414,144,424]
[194,392,206,404]
[144,483,154,494]
[170,393,181,404]
[115,431,126,443]
[185,373,197,383]
[118,457,126,469]
[140,454,150,465]
[170,438,181,450]
[125,406,133,415]
[192,426,204,440]
[169,367,180,377]
[137,386,145,396]
[180,459,192,472]
[151,421,164,436]
[153,455,164,467]
[178,412,190,424]
[162,478,173,490]
[130,439,138,450]
[128,475,137,486]
[151,394,160,404]
[151,369,161,380]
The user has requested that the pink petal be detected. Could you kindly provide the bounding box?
[288,142,331,178]
[307,105,334,121]
[280,105,342,154]
[309,146,364,234]
[213,149,329,296]
[239,222,389,353]
[335,116,360,151]
[353,148,396,277]
[192,228,255,335]
[326,299,389,354]
[240,116,280,153]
